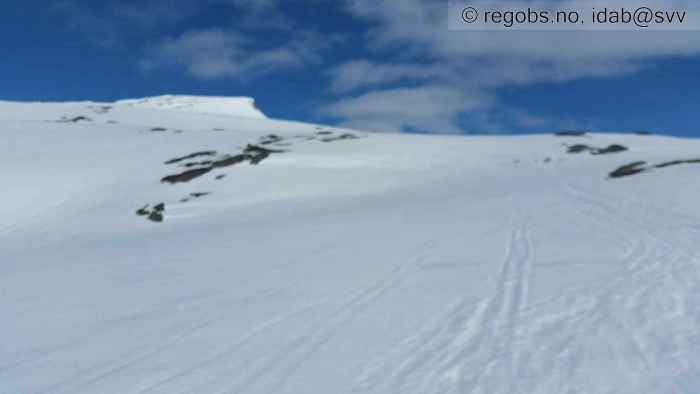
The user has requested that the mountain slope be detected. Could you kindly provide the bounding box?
[2,98,700,394]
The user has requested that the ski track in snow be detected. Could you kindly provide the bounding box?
[31,285,311,394]
[124,242,435,394]
[355,216,535,393]
[215,255,422,394]
[355,177,700,394]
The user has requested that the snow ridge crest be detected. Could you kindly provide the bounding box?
[114,95,267,119]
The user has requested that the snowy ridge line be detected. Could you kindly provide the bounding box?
[114,95,268,119]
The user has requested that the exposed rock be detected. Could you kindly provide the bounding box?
[567,144,628,155]
[190,192,211,198]
[243,144,285,165]
[148,211,164,223]
[136,203,165,223]
[183,160,213,168]
[609,158,700,179]
[136,205,150,216]
[164,151,218,165]
[321,133,360,143]
[244,144,285,154]
[555,131,587,137]
[160,143,286,185]
[567,144,592,154]
[58,116,92,123]
[592,144,628,155]
[161,168,213,184]
[249,152,269,165]
[654,159,700,168]
[211,154,249,168]
[259,134,283,145]
[609,161,647,178]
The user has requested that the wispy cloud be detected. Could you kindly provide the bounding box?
[327,60,441,93]
[141,28,329,79]
[322,85,492,133]
[320,0,700,133]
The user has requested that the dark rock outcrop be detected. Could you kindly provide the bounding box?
[555,131,587,137]
[58,116,92,123]
[321,133,360,143]
[161,168,213,184]
[567,144,592,154]
[592,144,628,155]
[211,154,249,168]
[136,203,166,223]
[654,159,700,168]
[148,211,164,223]
[609,162,647,178]
[164,151,218,165]
[567,144,628,155]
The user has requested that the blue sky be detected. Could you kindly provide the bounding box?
[2,0,700,136]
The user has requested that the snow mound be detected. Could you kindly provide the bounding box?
[115,95,267,119]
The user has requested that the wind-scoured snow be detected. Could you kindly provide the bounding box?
[2,97,700,394]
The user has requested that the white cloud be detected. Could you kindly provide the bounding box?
[142,28,325,79]
[328,60,441,93]
[322,0,700,133]
[321,86,492,133]
[347,0,700,62]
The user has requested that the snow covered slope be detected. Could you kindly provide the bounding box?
[114,95,267,119]
[2,98,700,394]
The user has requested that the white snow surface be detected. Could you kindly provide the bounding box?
[115,95,267,119]
[2,98,700,394]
